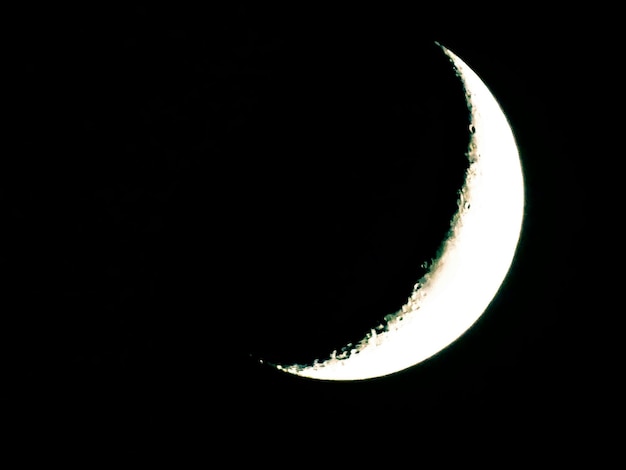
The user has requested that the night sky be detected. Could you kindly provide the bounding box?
[4,4,609,459]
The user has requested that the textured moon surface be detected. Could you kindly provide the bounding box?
[265,42,525,381]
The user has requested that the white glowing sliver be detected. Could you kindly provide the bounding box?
[269,43,525,381]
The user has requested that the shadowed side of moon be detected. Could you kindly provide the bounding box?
[230,40,471,365]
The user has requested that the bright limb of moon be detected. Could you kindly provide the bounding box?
[265,42,525,381]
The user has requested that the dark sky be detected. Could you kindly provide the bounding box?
[4,4,610,459]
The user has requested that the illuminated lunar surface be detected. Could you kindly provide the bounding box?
[263,42,525,381]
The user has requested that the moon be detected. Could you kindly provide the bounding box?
[262,42,525,381]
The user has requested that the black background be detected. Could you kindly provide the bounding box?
[3,4,615,461]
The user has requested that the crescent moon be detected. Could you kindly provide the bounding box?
[262,42,525,381]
